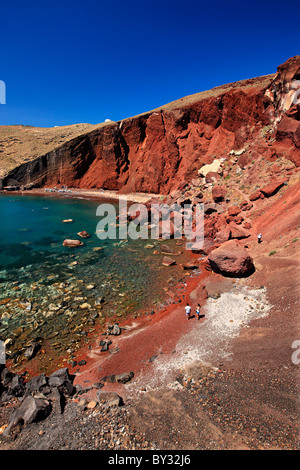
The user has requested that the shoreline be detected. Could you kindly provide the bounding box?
[1,187,164,204]
[1,186,207,383]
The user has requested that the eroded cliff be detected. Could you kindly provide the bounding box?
[2,56,299,194]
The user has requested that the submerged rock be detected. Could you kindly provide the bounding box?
[77,231,90,238]
[63,239,84,247]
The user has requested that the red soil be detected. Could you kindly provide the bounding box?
[71,267,211,398]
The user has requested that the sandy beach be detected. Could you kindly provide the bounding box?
[7,187,164,204]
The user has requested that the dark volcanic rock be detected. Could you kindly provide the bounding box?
[3,396,52,437]
[48,368,75,396]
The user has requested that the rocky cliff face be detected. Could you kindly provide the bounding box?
[2,56,299,194]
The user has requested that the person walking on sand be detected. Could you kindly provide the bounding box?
[257,233,262,244]
[185,303,191,320]
[196,303,201,320]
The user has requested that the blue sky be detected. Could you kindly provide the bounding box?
[0,0,299,127]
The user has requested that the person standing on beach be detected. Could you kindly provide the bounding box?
[196,303,201,320]
[185,303,192,320]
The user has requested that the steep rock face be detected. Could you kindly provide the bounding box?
[2,56,299,194]
[264,55,300,165]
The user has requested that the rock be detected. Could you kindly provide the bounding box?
[238,153,252,169]
[182,261,199,270]
[205,171,220,183]
[162,256,176,266]
[204,202,224,214]
[86,400,97,409]
[77,231,90,238]
[204,203,218,215]
[1,368,15,388]
[228,224,250,240]
[198,159,222,177]
[7,374,25,397]
[208,240,255,277]
[214,227,231,244]
[48,368,75,396]
[110,324,121,336]
[25,373,48,396]
[100,340,111,352]
[160,244,177,255]
[68,261,78,266]
[79,303,91,309]
[78,360,86,366]
[86,284,96,290]
[24,341,40,360]
[3,396,52,437]
[96,390,123,407]
[249,190,263,201]
[115,372,134,384]
[63,239,83,247]
[240,200,253,211]
[276,115,300,145]
[260,180,286,197]
[190,238,215,255]
[227,205,240,217]
[184,360,218,381]
[211,185,227,202]
[233,214,244,225]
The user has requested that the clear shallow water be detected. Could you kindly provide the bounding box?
[0,194,192,369]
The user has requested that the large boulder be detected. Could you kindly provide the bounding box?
[228,224,251,240]
[211,185,227,203]
[48,368,75,396]
[214,227,231,244]
[208,240,254,277]
[3,396,52,437]
[260,180,286,197]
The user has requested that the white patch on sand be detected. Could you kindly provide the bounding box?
[126,285,272,397]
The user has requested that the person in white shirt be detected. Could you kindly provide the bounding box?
[185,303,192,320]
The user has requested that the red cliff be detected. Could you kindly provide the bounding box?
[2,56,299,194]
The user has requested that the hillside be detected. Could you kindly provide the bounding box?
[1,56,299,194]
[0,56,299,451]
[0,122,110,180]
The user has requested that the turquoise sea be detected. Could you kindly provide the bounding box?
[0,193,193,369]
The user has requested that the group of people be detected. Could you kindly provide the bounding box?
[185,303,203,321]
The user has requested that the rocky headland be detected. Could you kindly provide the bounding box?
[0,56,299,450]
